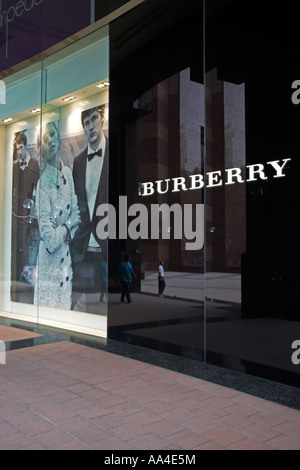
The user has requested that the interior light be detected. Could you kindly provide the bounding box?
[63,96,75,102]
[96,81,109,88]
[3,117,13,122]
[31,108,41,113]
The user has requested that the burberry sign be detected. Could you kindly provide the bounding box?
[141,159,291,196]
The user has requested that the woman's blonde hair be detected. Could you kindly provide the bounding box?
[37,121,59,172]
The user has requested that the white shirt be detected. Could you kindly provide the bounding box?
[86,135,106,248]
[158,265,165,277]
[19,152,30,170]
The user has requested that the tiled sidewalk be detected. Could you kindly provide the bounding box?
[0,341,299,450]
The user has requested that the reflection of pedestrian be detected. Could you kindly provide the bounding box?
[118,254,136,304]
[12,132,39,291]
[158,260,166,297]
[71,106,108,311]
[34,122,80,310]
[98,255,108,302]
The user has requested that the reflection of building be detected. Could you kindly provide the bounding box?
[0,0,299,390]
[135,68,246,274]
[205,68,246,273]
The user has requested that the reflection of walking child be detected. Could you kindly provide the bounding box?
[118,254,136,304]
[158,261,166,297]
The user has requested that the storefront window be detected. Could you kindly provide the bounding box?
[108,1,206,359]
[108,0,299,387]
[205,1,299,386]
[1,62,42,325]
[0,26,109,337]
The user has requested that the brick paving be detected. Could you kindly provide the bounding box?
[0,340,299,450]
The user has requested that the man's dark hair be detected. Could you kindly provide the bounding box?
[15,132,27,147]
[81,106,104,127]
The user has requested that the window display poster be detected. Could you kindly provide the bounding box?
[11,103,108,314]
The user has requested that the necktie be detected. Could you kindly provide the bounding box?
[87,149,102,161]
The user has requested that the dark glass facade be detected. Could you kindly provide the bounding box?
[0,0,299,389]
[108,0,300,387]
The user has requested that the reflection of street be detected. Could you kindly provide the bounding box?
[141,271,241,304]
[11,281,107,315]
[11,281,35,304]
[108,290,299,386]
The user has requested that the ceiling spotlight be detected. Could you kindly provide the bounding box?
[31,108,41,113]
[3,117,13,122]
[63,96,75,102]
[96,81,109,88]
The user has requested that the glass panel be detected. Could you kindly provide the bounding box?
[95,0,132,20]
[204,67,246,365]
[205,1,300,387]
[1,26,109,338]
[108,0,205,360]
[0,0,92,73]
[0,63,42,324]
[35,27,109,335]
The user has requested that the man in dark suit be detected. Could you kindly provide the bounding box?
[71,106,108,311]
[12,132,40,300]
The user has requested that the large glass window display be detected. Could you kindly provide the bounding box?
[108,0,299,388]
[108,0,206,361]
[1,26,109,337]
